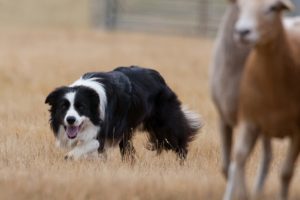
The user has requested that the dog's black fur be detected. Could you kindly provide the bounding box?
[46,66,202,161]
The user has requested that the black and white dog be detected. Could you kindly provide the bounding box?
[45,66,202,161]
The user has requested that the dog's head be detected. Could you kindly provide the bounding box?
[45,86,101,139]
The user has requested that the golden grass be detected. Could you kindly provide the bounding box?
[0,29,299,200]
[0,0,89,28]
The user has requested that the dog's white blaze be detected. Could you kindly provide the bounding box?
[64,92,83,126]
[70,77,107,120]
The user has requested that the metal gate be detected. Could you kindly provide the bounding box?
[90,0,226,36]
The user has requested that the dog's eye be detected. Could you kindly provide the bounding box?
[76,103,85,110]
[60,101,69,110]
[61,104,68,110]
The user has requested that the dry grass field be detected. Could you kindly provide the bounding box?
[0,29,299,200]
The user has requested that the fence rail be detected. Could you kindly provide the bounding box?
[90,0,300,36]
[91,0,226,36]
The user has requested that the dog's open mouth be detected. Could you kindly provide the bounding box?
[65,124,82,139]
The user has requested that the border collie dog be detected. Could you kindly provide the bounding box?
[45,66,202,162]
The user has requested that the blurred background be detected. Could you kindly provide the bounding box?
[0,0,298,36]
[0,1,300,200]
[0,0,222,36]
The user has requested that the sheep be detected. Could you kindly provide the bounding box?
[210,0,272,190]
[210,1,300,182]
[284,16,300,29]
[210,0,251,178]
[223,0,300,200]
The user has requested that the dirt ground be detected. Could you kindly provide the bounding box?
[0,29,299,200]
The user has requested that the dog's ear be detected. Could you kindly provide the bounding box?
[45,86,67,106]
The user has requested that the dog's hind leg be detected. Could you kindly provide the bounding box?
[145,119,189,164]
[119,133,136,164]
[144,106,198,163]
[96,138,108,161]
[175,146,188,165]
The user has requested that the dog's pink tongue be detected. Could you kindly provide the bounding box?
[66,126,79,139]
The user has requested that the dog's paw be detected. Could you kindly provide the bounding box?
[64,151,80,161]
[145,142,156,151]
[64,154,73,160]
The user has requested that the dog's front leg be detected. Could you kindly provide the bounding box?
[65,139,99,160]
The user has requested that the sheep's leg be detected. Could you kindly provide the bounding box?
[253,135,272,198]
[223,122,259,200]
[219,118,233,179]
[280,134,300,200]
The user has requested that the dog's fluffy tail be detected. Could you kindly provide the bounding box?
[144,104,203,155]
[181,105,203,141]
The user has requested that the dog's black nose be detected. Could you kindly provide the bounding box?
[66,116,76,125]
